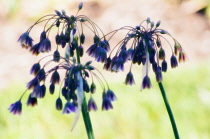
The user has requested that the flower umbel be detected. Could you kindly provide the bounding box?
[103,18,185,90]
[11,3,116,137]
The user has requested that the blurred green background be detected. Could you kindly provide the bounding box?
[1,0,210,139]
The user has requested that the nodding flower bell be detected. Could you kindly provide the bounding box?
[8,100,22,115]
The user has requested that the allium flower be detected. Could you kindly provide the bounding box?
[30,43,40,55]
[94,47,107,63]
[40,31,47,41]
[8,100,22,115]
[125,71,135,85]
[155,66,163,82]
[27,78,39,90]
[170,55,178,68]
[178,51,186,62]
[111,57,124,72]
[90,82,96,94]
[30,63,40,75]
[49,83,55,94]
[103,57,112,70]
[141,75,152,90]
[26,94,38,107]
[36,69,46,82]
[53,50,60,62]
[62,101,78,114]
[102,95,113,111]
[162,60,167,72]
[80,33,85,44]
[106,89,117,101]
[78,45,84,57]
[18,32,33,49]
[50,70,60,84]
[56,97,63,111]
[87,97,98,112]
[159,48,165,60]
[39,38,51,52]
[87,43,97,57]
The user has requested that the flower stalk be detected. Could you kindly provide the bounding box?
[158,82,180,139]
[74,36,95,139]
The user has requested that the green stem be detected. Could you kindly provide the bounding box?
[158,82,180,139]
[74,37,95,139]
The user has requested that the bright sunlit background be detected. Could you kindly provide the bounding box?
[1,0,210,139]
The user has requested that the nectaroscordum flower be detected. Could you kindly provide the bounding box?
[8,100,22,115]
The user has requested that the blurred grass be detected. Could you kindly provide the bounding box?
[1,62,210,139]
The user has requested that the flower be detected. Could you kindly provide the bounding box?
[178,51,186,62]
[103,57,112,70]
[102,96,113,111]
[56,98,63,111]
[27,78,39,90]
[26,94,38,107]
[87,98,98,111]
[53,50,60,62]
[8,100,22,115]
[78,45,84,57]
[50,70,60,84]
[125,71,135,85]
[111,57,124,72]
[30,43,40,55]
[141,75,152,90]
[62,101,78,114]
[36,69,46,82]
[106,89,117,101]
[80,33,85,44]
[86,43,97,57]
[94,47,107,63]
[30,63,40,75]
[39,38,51,52]
[170,55,178,68]
[159,48,165,60]
[18,32,33,49]
[90,82,96,94]
[162,60,167,72]
[155,66,163,82]
[49,83,55,94]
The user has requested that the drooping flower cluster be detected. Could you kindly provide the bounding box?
[102,18,186,90]
[9,3,116,116]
